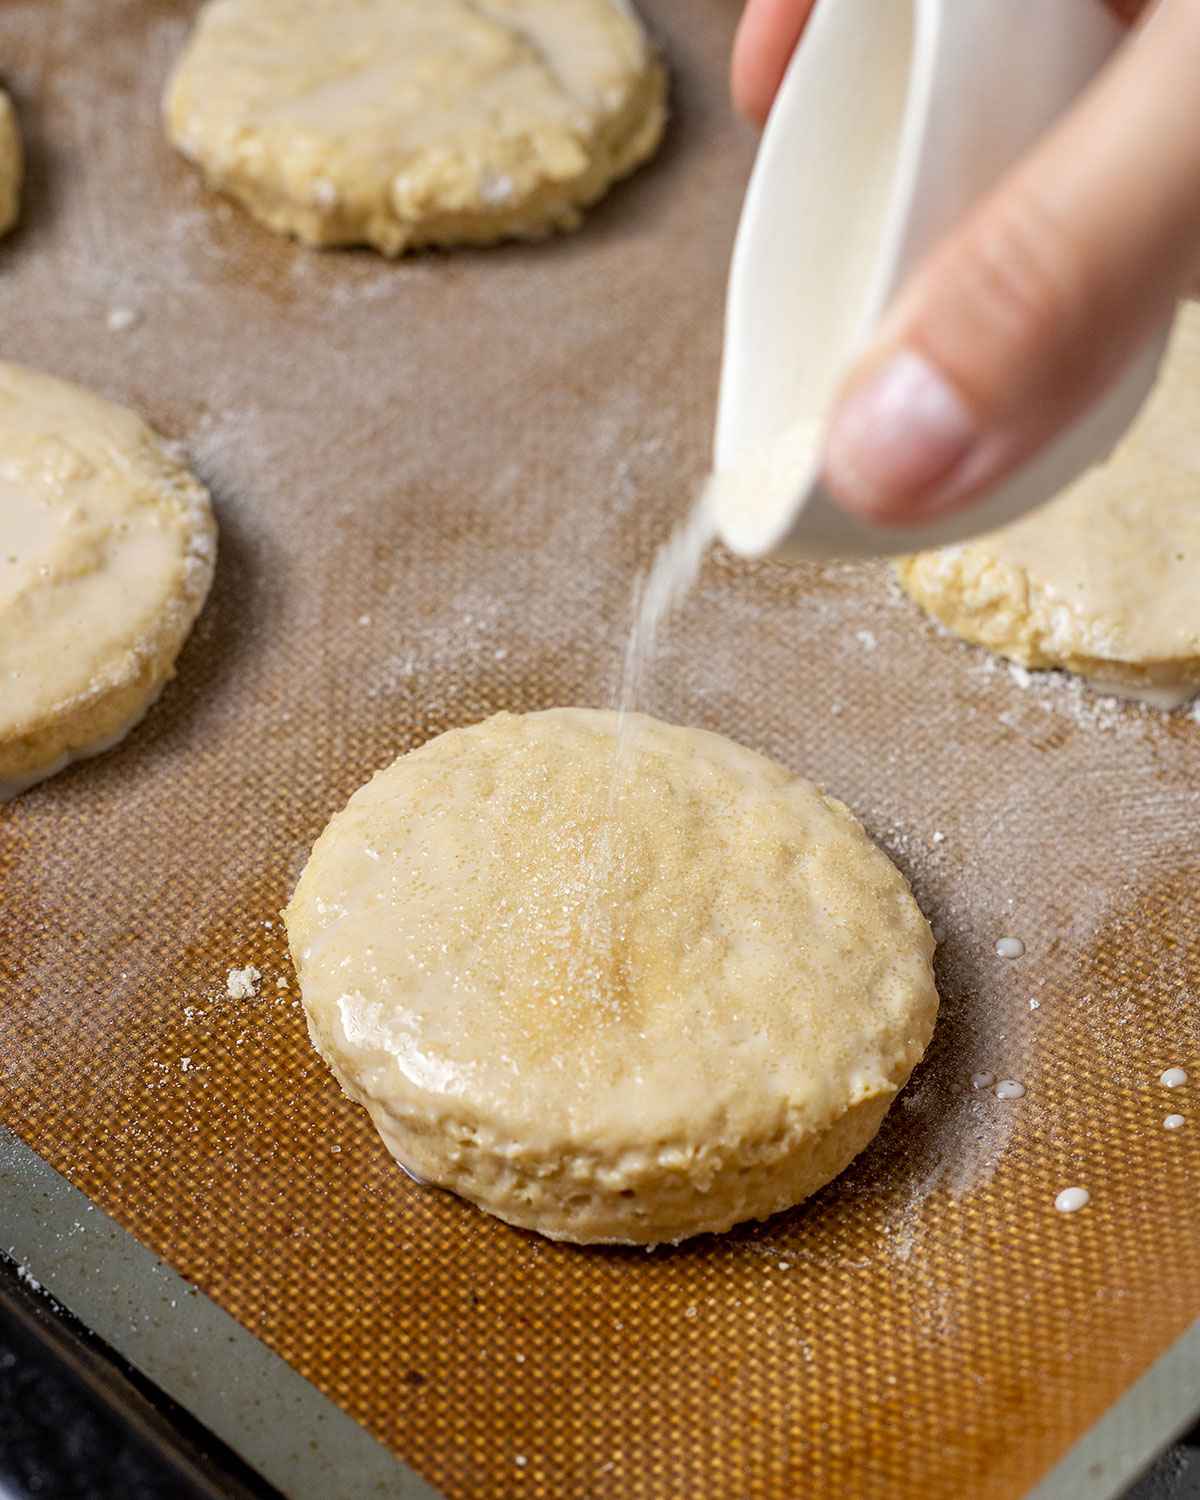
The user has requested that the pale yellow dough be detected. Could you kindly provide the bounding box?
[897,302,1200,700]
[0,89,21,237]
[0,364,217,798]
[164,0,667,255]
[285,709,938,1245]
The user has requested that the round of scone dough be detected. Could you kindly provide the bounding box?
[285,709,938,1246]
[0,364,217,799]
[0,88,21,237]
[164,0,667,255]
[897,302,1200,705]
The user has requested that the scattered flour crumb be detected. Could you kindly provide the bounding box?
[855,629,878,651]
[480,170,514,205]
[106,305,140,332]
[15,1263,42,1293]
[180,1056,193,1072]
[226,966,262,999]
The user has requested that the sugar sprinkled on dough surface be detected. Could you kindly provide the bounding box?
[285,708,939,1245]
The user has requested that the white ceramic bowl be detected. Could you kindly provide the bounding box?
[713,0,1171,559]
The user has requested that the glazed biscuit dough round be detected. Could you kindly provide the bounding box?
[0,364,217,798]
[285,709,938,1246]
[164,0,667,255]
[0,89,21,237]
[897,302,1200,703]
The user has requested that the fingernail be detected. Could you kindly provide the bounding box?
[823,350,977,519]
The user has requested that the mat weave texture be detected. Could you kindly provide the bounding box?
[1,5,1198,1497]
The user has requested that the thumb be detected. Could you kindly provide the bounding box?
[821,0,1200,528]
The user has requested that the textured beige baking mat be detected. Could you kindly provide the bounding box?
[2,4,1199,1497]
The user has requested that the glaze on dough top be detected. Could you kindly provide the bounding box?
[286,709,938,1154]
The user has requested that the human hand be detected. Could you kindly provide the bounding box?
[731,0,1200,528]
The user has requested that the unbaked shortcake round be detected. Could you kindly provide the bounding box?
[897,302,1200,706]
[285,709,938,1245]
[0,364,217,798]
[164,0,667,255]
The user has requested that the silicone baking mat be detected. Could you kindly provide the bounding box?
[2,4,1198,1496]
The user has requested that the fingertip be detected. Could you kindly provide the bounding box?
[730,20,774,125]
[821,350,979,525]
[731,0,815,127]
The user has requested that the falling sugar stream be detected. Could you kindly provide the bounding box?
[575,483,718,987]
[611,478,718,796]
